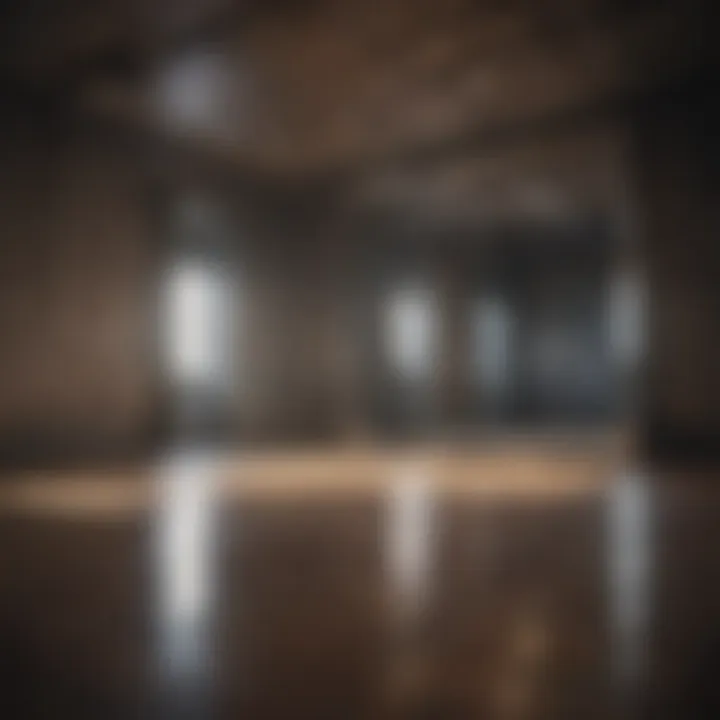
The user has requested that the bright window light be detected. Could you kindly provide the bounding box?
[166,261,226,386]
[384,286,439,382]
[156,451,217,678]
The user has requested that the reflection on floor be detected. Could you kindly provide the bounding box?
[1,445,719,719]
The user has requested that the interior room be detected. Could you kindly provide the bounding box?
[1,0,718,717]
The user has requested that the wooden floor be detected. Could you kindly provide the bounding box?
[1,444,719,719]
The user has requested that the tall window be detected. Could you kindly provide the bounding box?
[384,286,439,384]
[470,297,514,399]
[165,260,230,388]
[608,269,646,372]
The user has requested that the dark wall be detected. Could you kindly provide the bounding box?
[1,82,717,464]
[634,88,720,461]
[237,208,337,442]
[0,108,158,465]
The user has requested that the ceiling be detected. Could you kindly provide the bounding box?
[1,0,716,180]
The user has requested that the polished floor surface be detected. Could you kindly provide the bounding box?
[1,446,720,719]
